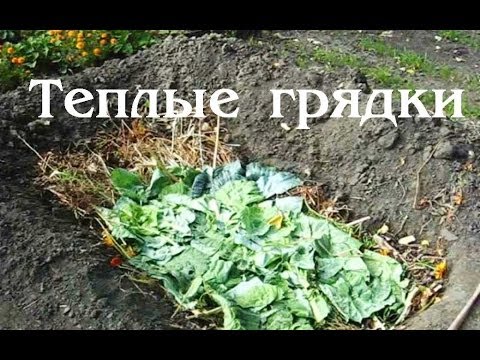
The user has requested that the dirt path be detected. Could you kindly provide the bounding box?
[0,31,479,329]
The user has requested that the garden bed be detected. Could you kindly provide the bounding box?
[0,31,479,329]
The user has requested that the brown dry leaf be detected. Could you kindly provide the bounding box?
[463,162,474,172]
[131,119,148,138]
[418,197,430,209]
[453,191,463,206]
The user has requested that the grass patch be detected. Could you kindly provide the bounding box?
[439,30,480,50]
[359,37,451,79]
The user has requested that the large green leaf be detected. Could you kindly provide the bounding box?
[215,180,264,212]
[111,168,146,202]
[211,160,246,193]
[226,277,279,310]
[256,171,302,199]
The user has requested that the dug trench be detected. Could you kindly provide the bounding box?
[0,33,479,329]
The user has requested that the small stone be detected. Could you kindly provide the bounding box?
[440,228,458,242]
[62,306,71,315]
[378,132,399,149]
[27,119,50,132]
[434,140,474,160]
[398,235,416,245]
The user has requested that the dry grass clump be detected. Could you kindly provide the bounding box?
[37,115,234,216]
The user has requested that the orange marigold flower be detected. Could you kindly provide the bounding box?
[93,48,102,56]
[101,33,108,39]
[17,57,25,65]
[81,51,89,57]
[7,47,15,55]
[67,30,77,38]
[434,261,447,280]
[11,57,18,64]
[76,41,85,50]
[109,256,123,268]
[99,39,108,46]
[110,38,118,45]
[48,30,55,36]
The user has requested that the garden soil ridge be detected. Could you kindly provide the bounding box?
[0,33,479,329]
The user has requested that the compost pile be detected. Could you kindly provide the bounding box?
[99,160,409,329]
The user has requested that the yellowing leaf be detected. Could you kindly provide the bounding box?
[379,248,391,256]
[125,246,136,258]
[268,214,283,230]
[102,229,115,247]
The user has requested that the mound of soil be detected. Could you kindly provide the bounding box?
[1,32,479,329]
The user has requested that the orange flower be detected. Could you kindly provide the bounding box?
[81,51,89,57]
[67,30,77,38]
[434,261,447,280]
[76,41,85,50]
[47,30,55,36]
[109,256,123,267]
[6,47,15,55]
[11,57,18,64]
[17,57,25,65]
[101,33,108,39]
[99,39,108,46]
[93,48,102,56]
[110,38,118,45]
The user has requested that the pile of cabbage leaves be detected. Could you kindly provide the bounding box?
[100,161,409,329]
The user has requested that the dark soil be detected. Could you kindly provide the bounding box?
[0,31,479,329]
